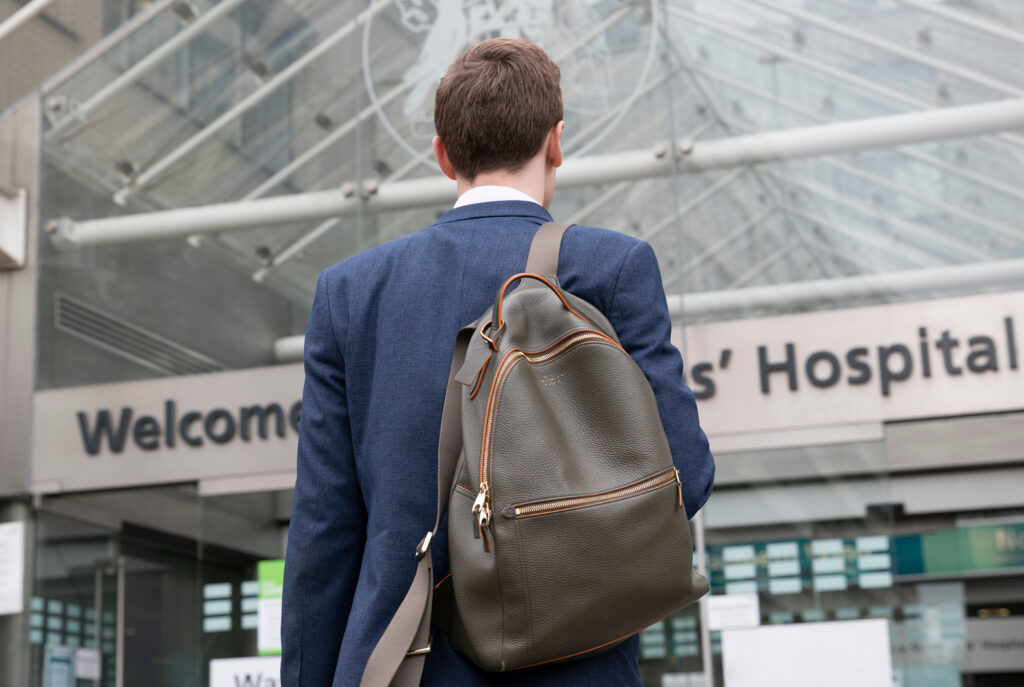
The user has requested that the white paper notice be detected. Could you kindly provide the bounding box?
[209,656,280,687]
[0,521,25,615]
[74,647,101,680]
[722,618,893,687]
[258,597,282,654]
[706,593,760,631]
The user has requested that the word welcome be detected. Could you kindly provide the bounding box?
[76,399,301,455]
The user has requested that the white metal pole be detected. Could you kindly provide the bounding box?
[272,256,1024,362]
[693,510,714,687]
[687,59,1024,206]
[0,0,58,43]
[49,97,1024,247]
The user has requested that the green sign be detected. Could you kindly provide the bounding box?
[894,523,1024,576]
[257,559,285,656]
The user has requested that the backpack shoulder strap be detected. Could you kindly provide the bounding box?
[525,222,573,277]
[360,326,473,687]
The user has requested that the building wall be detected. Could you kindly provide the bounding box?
[0,93,40,496]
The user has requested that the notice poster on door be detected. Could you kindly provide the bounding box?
[258,559,285,656]
[0,520,24,615]
[42,645,74,687]
[210,656,281,687]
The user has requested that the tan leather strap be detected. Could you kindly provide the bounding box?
[525,222,573,277]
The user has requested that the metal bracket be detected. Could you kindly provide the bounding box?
[361,178,380,200]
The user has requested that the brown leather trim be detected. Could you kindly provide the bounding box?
[494,273,588,330]
[433,572,451,591]
[477,329,626,498]
[468,353,491,401]
[508,469,678,519]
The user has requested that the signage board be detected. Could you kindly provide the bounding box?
[209,656,280,687]
[32,364,303,493]
[258,559,285,656]
[706,593,760,630]
[74,647,101,680]
[42,645,74,687]
[965,618,1024,673]
[677,289,1024,449]
[0,521,24,615]
[29,290,1024,493]
[722,619,892,687]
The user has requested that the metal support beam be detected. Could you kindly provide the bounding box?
[741,0,1024,98]
[47,0,252,137]
[110,0,397,204]
[715,113,1023,246]
[273,256,1024,362]
[673,256,1024,319]
[0,0,58,42]
[49,97,1024,247]
[894,0,1024,49]
[728,243,803,289]
[640,168,745,242]
[254,57,680,281]
[772,170,990,263]
[662,206,777,290]
[686,59,1024,207]
[42,0,179,92]
[567,119,715,227]
[666,4,1024,149]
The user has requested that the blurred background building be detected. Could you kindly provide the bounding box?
[1,0,1024,685]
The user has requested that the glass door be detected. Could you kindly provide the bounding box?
[32,485,202,687]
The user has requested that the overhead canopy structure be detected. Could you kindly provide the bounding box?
[33,0,1024,321]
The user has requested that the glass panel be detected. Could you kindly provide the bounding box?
[32,485,202,687]
[197,488,290,685]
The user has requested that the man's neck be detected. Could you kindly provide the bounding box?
[456,160,549,207]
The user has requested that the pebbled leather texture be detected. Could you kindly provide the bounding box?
[444,227,709,671]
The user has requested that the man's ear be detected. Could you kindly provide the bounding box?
[546,121,565,169]
[433,136,457,180]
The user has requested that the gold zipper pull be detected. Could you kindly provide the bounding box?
[471,483,493,549]
[674,468,683,509]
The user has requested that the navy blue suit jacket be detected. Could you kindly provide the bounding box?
[282,200,715,686]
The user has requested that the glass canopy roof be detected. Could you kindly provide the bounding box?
[38,0,1024,315]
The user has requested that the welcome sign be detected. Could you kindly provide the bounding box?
[31,290,1024,493]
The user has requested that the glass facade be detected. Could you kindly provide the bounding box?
[3,0,1024,685]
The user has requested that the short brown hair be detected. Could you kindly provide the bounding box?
[434,38,563,180]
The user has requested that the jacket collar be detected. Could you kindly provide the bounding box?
[434,200,553,225]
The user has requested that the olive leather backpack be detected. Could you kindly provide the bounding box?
[360,223,709,686]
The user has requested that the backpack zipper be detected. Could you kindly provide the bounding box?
[472,329,626,548]
[504,468,682,519]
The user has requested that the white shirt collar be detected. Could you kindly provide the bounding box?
[453,185,542,208]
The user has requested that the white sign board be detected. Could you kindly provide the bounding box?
[706,593,760,631]
[721,619,892,687]
[966,617,1024,673]
[677,290,1024,451]
[27,290,1024,494]
[258,598,282,655]
[74,647,101,680]
[209,656,281,687]
[32,364,303,493]
[0,521,24,615]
